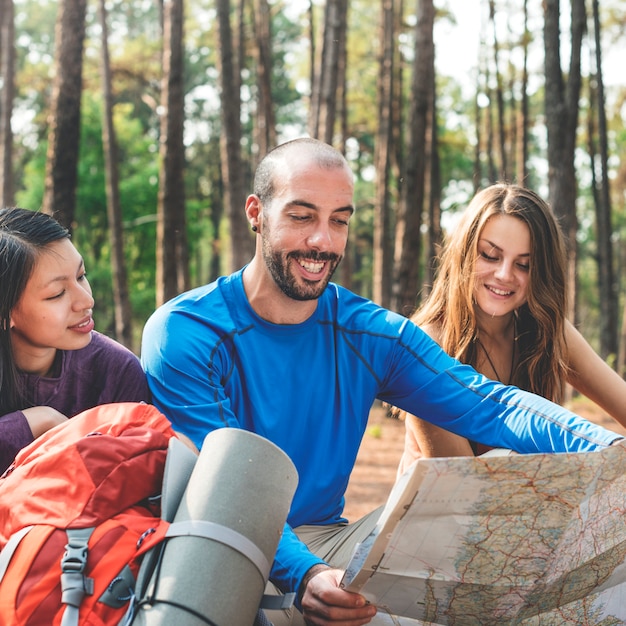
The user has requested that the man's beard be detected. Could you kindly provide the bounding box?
[262,239,341,301]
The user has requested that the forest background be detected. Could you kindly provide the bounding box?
[0,0,625,384]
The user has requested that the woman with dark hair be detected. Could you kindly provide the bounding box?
[397,183,626,471]
[0,207,150,472]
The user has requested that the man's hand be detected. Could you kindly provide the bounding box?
[23,406,68,438]
[300,565,377,625]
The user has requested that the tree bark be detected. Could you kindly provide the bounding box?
[309,0,348,144]
[473,38,486,190]
[391,0,434,315]
[426,83,441,295]
[516,0,529,185]
[216,0,253,272]
[485,60,497,184]
[544,0,585,325]
[0,0,15,207]
[391,0,404,186]
[489,0,507,180]
[41,0,87,231]
[307,0,317,132]
[98,0,134,348]
[251,0,276,161]
[373,0,395,308]
[590,0,617,361]
[156,0,189,306]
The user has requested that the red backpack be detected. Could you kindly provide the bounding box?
[0,402,176,626]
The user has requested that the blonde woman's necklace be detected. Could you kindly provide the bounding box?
[476,336,516,384]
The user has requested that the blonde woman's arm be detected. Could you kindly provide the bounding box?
[565,320,626,430]
[398,414,474,477]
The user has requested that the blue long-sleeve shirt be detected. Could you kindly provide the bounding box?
[141,269,621,594]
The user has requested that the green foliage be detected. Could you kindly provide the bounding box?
[8,0,626,352]
[14,144,46,210]
[16,88,161,336]
[77,95,161,334]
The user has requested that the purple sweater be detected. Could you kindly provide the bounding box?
[0,331,150,473]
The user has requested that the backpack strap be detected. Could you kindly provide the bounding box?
[60,527,95,626]
[165,520,271,580]
[259,593,296,610]
[0,525,34,583]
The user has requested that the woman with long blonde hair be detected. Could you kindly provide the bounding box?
[398,183,626,471]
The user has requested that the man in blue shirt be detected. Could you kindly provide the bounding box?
[142,138,621,626]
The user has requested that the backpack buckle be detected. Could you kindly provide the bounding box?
[61,529,96,610]
[61,542,89,573]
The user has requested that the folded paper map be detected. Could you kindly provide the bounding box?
[341,443,626,625]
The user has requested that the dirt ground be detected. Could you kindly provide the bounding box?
[343,397,626,522]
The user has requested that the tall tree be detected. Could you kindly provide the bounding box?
[216,0,253,272]
[41,0,87,230]
[251,0,276,160]
[336,2,351,289]
[309,0,348,144]
[307,0,316,116]
[390,0,404,187]
[473,35,486,189]
[97,0,133,348]
[372,0,395,308]
[488,0,507,180]
[485,55,497,183]
[516,0,529,185]
[391,0,434,315]
[544,0,585,323]
[156,0,189,305]
[335,3,348,154]
[425,85,441,294]
[589,0,617,361]
[0,0,15,207]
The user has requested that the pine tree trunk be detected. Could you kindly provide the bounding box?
[311,0,347,144]
[98,0,134,348]
[0,0,15,207]
[251,0,276,162]
[217,0,253,272]
[544,0,585,327]
[373,0,395,308]
[590,0,617,361]
[41,0,87,231]
[392,0,434,316]
[156,0,188,306]
[489,0,508,180]
[516,0,529,185]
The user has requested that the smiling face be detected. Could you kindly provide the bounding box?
[10,238,95,375]
[252,150,355,303]
[473,214,531,318]
[260,169,353,300]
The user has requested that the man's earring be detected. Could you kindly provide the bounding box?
[251,225,258,233]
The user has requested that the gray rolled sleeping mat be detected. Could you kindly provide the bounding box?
[130,428,298,626]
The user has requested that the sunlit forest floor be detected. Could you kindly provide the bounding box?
[343,397,626,522]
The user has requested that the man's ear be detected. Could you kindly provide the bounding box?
[245,194,262,233]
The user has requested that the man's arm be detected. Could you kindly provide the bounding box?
[141,307,242,450]
[384,320,622,453]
